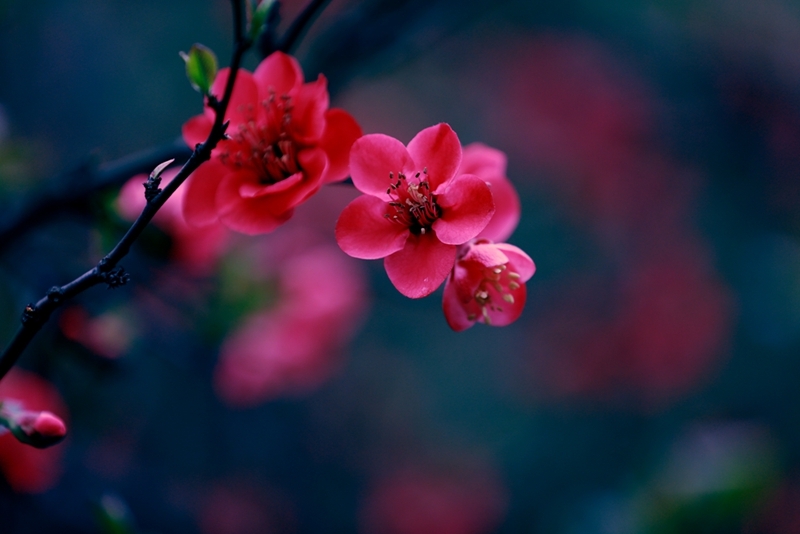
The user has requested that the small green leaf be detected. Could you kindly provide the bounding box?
[180,44,218,95]
[249,0,276,41]
[94,494,136,534]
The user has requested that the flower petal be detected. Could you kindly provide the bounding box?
[350,134,415,197]
[459,143,507,177]
[479,175,521,242]
[215,149,327,234]
[276,148,328,209]
[253,51,304,99]
[336,195,409,259]
[219,204,294,235]
[461,242,510,267]
[210,68,259,128]
[319,109,363,184]
[433,175,495,245]
[215,168,295,234]
[288,75,330,145]
[182,159,227,227]
[442,273,476,331]
[407,123,462,191]
[384,234,455,298]
[238,172,303,198]
[182,114,213,148]
[484,283,527,327]
[494,243,536,281]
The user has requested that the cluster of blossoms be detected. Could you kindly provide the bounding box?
[334,124,534,329]
[0,48,534,474]
[183,52,534,329]
[497,36,732,404]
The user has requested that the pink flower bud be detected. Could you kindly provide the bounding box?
[31,412,67,439]
[10,410,67,449]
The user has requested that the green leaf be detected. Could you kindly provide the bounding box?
[249,0,276,41]
[179,44,218,95]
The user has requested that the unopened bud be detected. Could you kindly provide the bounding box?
[9,410,67,449]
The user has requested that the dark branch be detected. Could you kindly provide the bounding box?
[278,0,331,53]
[0,0,252,383]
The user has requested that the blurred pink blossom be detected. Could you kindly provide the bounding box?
[489,35,696,231]
[458,143,521,243]
[538,243,733,406]
[359,466,507,534]
[59,306,135,359]
[214,245,367,406]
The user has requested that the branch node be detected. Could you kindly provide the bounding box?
[46,287,64,304]
[21,304,37,325]
[102,266,130,289]
[144,175,162,202]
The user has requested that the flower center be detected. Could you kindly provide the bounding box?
[383,169,441,234]
[220,92,301,184]
[467,263,522,324]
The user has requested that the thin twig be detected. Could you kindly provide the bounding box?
[0,0,252,382]
[278,0,331,53]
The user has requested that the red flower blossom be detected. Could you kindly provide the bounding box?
[0,369,68,492]
[182,51,362,235]
[458,143,521,243]
[443,240,535,331]
[336,124,495,298]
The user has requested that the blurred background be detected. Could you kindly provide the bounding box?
[2,0,800,532]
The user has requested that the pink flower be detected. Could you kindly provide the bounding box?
[458,143,521,242]
[443,239,535,331]
[336,124,495,298]
[359,466,507,534]
[117,168,229,274]
[182,51,362,235]
[214,245,367,406]
[58,306,136,359]
[0,369,68,492]
[534,241,732,406]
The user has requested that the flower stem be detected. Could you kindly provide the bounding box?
[278,0,332,53]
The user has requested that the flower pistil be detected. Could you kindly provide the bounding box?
[383,169,441,235]
[221,92,300,184]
